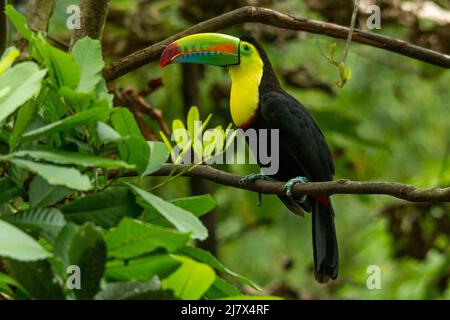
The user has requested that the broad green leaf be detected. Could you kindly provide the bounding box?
[60,87,95,112]
[9,100,38,150]
[105,217,189,259]
[162,256,216,300]
[105,255,181,282]
[42,42,80,89]
[95,277,174,300]
[53,223,79,267]
[111,108,144,137]
[144,194,216,227]
[95,79,114,108]
[120,136,151,175]
[0,62,47,124]
[72,37,105,92]
[5,5,33,41]
[61,188,142,228]
[111,108,150,175]
[178,246,259,289]
[14,150,135,169]
[126,184,208,240]
[0,177,22,204]
[204,277,241,299]
[69,222,106,300]
[0,220,51,261]
[7,259,65,299]
[171,194,216,217]
[1,208,66,244]
[22,107,111,141]
[29,175,72,208]
[11,159,92,191]
[96,122,121,143]
[143,141,170,176]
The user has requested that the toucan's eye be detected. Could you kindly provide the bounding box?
[242,44,250,52]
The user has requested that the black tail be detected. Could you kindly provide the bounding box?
[312,199,339,283]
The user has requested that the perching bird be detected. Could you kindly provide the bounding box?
[160,33,338,283]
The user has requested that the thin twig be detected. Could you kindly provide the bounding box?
[107,164,450,203]
[103,6,450,81]
[340,0,360,65]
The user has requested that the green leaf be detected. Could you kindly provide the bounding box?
[1,208,66,244]
[0,220,52,261]
[72,37,105,92]
[11,159,92,191]
[111,108,150,175]
[105,217,189,259]
[179,246,259,290]
[14,150,135,169]
[9,100,38,150]
[126,184,208,240]
[120,136,151,175]
[22,107,111,141]
[53,223,79,267]
[29,175,72,208]
[205,277,241,299]
[5,5,33,41]
[7,259,65,299]
[162,256,216,300]
[61,188,142,228]
[60,87,95,113]
[143,141,170,176]
[96,122,121,143]
[0,62,47,124]
[105,255,181,282]
[111,108,144,137]
[42,42,80,89]
[144,194,216,227]
[171,194,216,217]
[0,177,22,204]
[68,222,106,300]
[95,277,174,300]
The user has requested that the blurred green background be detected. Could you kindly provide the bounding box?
[22,0,449,299]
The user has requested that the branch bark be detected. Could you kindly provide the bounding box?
[70,0,110,50]
[110,164,450,203]
[103,6,450,81]
[25,0,57,33]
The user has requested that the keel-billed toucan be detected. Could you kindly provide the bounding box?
[160,33,338,283]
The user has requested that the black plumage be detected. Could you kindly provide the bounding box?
[243,37,339,282]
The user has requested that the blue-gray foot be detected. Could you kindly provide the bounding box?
[284,176,310,202]
[239,173,277,186]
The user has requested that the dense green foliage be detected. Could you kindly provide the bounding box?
[0,0,449,300]
[0,6,264,300]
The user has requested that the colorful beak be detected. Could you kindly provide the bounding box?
[160,33,240,68]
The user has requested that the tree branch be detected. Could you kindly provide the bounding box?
[103,6,450,81]
[25,0,57,33]
[110,164,450,203]
[70,0,110,50]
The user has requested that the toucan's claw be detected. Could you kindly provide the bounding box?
[284,176,310,202]
[239,173,276,186]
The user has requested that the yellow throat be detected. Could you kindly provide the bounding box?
[228,47,264,127]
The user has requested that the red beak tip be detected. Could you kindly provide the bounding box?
[160,43,180,69]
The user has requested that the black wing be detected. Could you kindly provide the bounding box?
[259,91,334,182]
